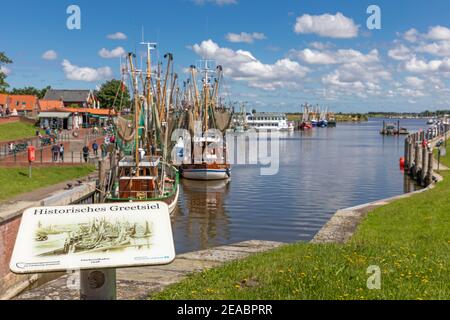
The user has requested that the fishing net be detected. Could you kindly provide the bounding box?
[115,116,135,143]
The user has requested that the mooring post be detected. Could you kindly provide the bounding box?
[404,138,410,168]
[426,152,434,186]
[422,146,428,185]
[80,269,117,300]
[413,142,420,178]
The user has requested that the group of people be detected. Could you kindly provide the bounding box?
[81,134,116,163]
[51,144,65,162]
[0,106,11,118]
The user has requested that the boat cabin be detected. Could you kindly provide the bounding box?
[118,156,161,199]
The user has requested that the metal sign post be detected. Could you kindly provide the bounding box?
[80,269,117,300]
[10,202,176,300]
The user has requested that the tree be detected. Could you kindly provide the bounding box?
[96,79,131,109]
[9,85,51,99]
[0,52,12,93]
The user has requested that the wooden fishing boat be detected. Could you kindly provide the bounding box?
[104,42,179,213]
[179,61,231,181]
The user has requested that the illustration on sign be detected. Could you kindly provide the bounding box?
[10,202,176,274]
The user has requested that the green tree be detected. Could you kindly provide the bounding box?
[0,52,13,93]
[9,85,51,99]
[96,79,130,109]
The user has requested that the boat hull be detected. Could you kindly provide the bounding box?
[181,164,231,181]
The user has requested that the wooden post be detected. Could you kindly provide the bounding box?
[413,142,420,178]
[421,146,428,185]
[404,138,410,169]
[80,269,116,300]
[426,152,434,186]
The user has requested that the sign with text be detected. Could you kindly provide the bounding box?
[10,202,175,274]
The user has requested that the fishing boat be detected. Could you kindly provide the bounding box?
[104,43,179,213]
[299,104,313,130]
[179,61,231,181]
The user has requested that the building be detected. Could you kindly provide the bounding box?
[38,107,116,130]
[42,89,96,108]
[0,93,38,116]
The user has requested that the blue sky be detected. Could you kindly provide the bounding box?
[2,0,450,112]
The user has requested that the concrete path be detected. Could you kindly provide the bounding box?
[15,240,285,300]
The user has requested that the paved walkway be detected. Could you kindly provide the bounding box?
[16,240,285,300]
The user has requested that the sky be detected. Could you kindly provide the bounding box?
[2,0,450,112]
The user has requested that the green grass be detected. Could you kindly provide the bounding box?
[154,173,450,300]
[0,166,95,201]
[0,121,41,142]
[435,140,450,168]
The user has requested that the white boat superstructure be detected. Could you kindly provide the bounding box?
[246,112,289,131]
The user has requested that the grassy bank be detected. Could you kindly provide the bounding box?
[0,166,95,201]
[154,173,450,300]
[435,140,450,168]
[0,121,41,142]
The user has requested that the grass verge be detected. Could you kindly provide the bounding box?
[0,121,41,142]
[153,173,450,300]
[0,165,95,201]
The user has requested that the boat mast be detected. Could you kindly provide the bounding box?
[128,53,141,176]
[140,41,157,155]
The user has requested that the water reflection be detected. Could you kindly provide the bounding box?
[172,179,231,253]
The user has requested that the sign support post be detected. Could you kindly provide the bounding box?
[80,269,117,300]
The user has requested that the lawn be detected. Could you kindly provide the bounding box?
[154,172,450,300]
[0,166,95,201]
[0,121,41,142]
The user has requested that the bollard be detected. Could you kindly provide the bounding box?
[80,269,117,300]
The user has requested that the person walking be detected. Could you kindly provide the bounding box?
[82,145,90,163]
[92,142,99,157]
[52,144,59,162]
[59,144,65,162]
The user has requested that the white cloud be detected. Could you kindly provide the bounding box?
[318,49,390,98]
[403,56,450,73]
[42,50,58,60]
[418,40,450,57]
[0,66,11,76]
[99,47,126,59]
[405,76,425,88]
[192,0,237,5]
[107,32,127,40]
[292,48,379,65]
[403,28,420,43]
[388,45,412,61]
[426,26,450,41]
[225,32,266,43]
[62,59,113,82]
[309,41,334,50]
[294,12,359,39]
[191,39,309,90]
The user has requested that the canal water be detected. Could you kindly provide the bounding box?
[171,118,427,254]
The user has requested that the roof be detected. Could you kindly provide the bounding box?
[0,94,38,111]
[63,107,116,116]
[38,112,72,119]
[38,100,65,111]
[0,93,7,106]
[43,89,93,103]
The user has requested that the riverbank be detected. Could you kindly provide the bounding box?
[0,166,95,202]
[153,171,449,300]
[0,121,42,142]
